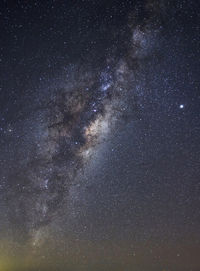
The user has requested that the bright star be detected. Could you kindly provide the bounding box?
[179,104,184,109]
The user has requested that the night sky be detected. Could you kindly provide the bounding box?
[0,0,200,270]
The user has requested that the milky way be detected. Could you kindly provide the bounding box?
[2,1,166,244]
[1,1,200,270]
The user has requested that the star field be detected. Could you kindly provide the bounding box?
[0,1,200,271]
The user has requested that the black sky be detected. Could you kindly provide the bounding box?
[0,1,200,271]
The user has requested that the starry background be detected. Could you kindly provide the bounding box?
[0,0,200,271]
